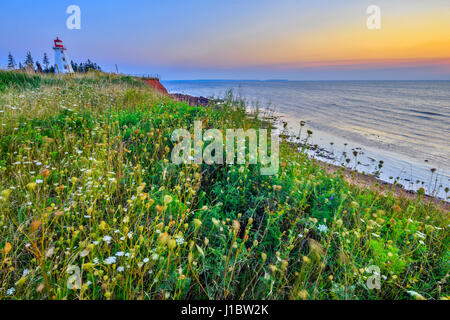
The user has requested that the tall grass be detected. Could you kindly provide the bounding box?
[0,71,41,92]
[0,72,448,300]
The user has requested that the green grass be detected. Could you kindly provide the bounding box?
[0,71,448,300]
[0,70,41,92]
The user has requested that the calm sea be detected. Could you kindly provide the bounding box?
[163,80,450,199]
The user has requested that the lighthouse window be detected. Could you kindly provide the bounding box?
[62,57,66,61]
[64,65,68,69]
[60,50,63,54]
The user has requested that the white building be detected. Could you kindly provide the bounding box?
[53,37,74,74]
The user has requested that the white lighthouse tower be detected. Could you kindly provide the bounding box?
[53,37,74,74]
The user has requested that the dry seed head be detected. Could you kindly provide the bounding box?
[232,220,240,234]
[298,290,309,300]
[261,252,267,262]
[168,239,177,250]
[29,219,42,233]
[193,219,202,229]
[158,232,170,245]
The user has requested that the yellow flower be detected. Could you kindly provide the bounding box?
[100,220,107,230]
[27,182,37,191]
[1,189,12,200]
[168,239,177,250]
[82,263,95,270]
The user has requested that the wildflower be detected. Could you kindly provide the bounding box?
[168,239,177,250]
[104,256,116,265]
[26,182,37,191]
[40,169,50,178]
[6,287,15,296]
[318,224,328,233]
[158,232,170,245]
[82,263,95,271]
[36,179,44,184]
[102,235,112,244]
[115,251,125,257]
[143,258,150,263]
[407,290,426,300]
[212,218,220,227]
[176,237,185,246]
[1,189,12,200]
[415,231,426,239]
[164,195,173,204]
[298,290,309,300]
[117,266,124,272]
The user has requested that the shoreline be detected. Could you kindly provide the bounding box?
[260,111,449,207]
[314,157,450,210]
[271,113,450,207]
[156,80,449,207]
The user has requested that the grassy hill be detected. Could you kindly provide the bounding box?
[0,71,448,300]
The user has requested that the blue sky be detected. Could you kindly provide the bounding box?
[1,0,449,80]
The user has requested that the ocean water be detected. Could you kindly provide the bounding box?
[163,80,450,199]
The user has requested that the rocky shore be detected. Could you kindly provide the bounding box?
[143,77,211,106]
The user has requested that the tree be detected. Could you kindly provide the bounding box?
[7,52,16,69]
[71,61,79,72]
[36,61,43,73]
[43,53,50,71]
[24,51,34,70]
[71,59,102,73]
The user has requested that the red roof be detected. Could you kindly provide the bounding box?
[54,37,64,48]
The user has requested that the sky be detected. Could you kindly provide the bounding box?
[1,0,450,80]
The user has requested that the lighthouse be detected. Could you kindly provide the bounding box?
[53,37,74,74]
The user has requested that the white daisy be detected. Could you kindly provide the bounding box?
[104,256,116,265]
